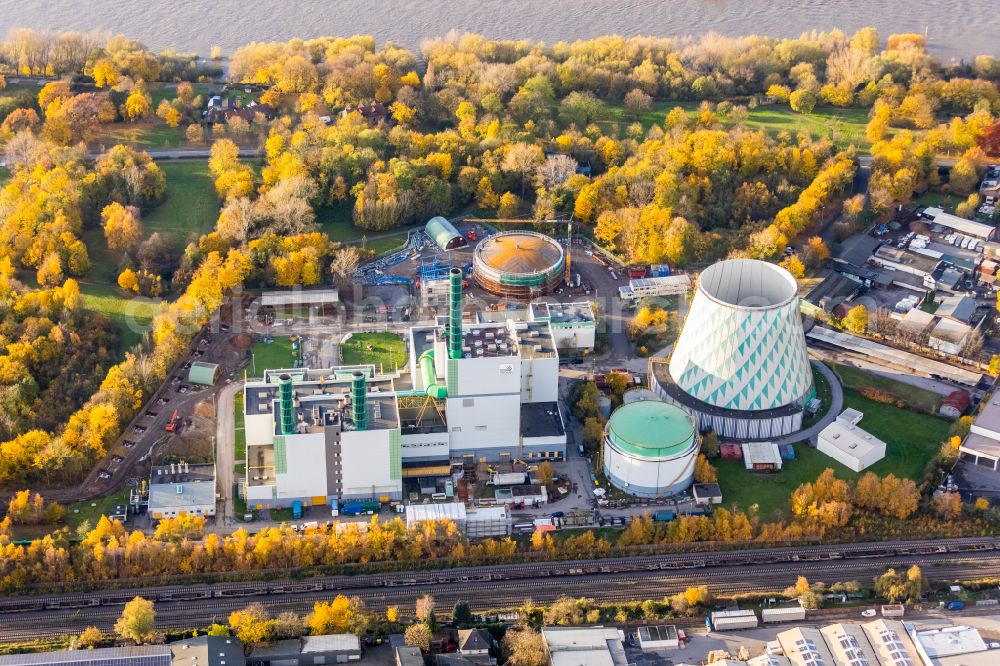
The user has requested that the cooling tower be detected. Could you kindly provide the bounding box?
[652,259,814,439]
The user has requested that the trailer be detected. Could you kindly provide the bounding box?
[761,605,806,623]
[709,610,758,631]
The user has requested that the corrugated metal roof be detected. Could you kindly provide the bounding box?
[0,646,171,665]
[188,361,220,386]
[302,634,361,653]
[426,216,462,249]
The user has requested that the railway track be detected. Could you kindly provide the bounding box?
[2,544,1000,644]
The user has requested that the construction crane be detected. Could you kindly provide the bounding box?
[462,217,576,286]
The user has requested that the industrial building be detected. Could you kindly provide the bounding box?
[960,392,1000,471]
[247,634,361,666]
[921,207,996,240]
[908,623,994,665]
[148,463,217,520]
[618,275,691,301]
[243,269,566,511]
[602,399,699,498]
[652,259,814,440]
[817,410,887,472]
[260,288,339,317]
[477,302,596,352]
[636,625,679,650]
[541,626,628,666]
[710,610,759,631]
[473,231,565,299]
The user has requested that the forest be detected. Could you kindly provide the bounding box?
[0,25,998,488]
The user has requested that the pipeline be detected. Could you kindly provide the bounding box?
[418,350,447,399]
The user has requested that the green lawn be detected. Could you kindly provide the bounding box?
[0,166,9,184]
[148,82,214,108]
[316,203,414,255]
[93,122,191,150]
[143,160,221,248]
[831,362,942,414]
[250,336,298,375]
[341,332,407,372]
[595,101,875,150]
[65,488,130,529]
[78,281,158,358]
[716,388,950,519]
[916,191,962,212]
[234,391,246,461]
[802,364,833,428]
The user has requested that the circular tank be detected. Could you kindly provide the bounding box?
[472,231,565,299]
[623,389,661,404]
[602,400,699,498]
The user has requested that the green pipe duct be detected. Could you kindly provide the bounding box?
[448,268,462,360]
[418,350,448,399]
[351,371,367,431]
[278,374,295,435]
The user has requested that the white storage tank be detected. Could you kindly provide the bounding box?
[602,400,699,498]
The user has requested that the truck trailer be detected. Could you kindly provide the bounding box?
[761,605,806,623]
[709,610,759,631]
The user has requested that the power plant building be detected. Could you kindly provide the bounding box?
[652,259,814,440]
[243,269,566,510]
[602,399,699,498]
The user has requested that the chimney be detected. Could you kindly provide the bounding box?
[278,374,295,435]
[351,371,367,431]
[448,268,463,360]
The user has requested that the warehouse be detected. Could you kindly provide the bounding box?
[923,208,996,240]
[761,603,805,623]
[709,610,758,631]
[618,275,691,301]
[817,411,886,472]
[960,392,1000,470]
[260,288,339,317]
[542,627,628,666]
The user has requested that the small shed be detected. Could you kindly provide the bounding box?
[720,443,743,460]
[742,441,782,472]
[693,482,723,506]
[940,390,972,419]
[188,361,221,386]
[426,216,466,250]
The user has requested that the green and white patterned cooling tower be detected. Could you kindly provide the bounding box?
[668,259,813,411]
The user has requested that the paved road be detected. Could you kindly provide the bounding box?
[773,359,844,445]
[2,537,998,642]
[215,381,243,526]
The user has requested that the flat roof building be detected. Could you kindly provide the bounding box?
[908,624,994,666]
[618,275,691,300]
[542,626,628,666]
[817,416,887,473]
[961,392,1000,471]
[172,636,246,666]
[636,625,679,650]
[742,441,783,472]
[0,647,172,666]
[925,210,996,240]
[776,627,837,666]
[149,462,217,520]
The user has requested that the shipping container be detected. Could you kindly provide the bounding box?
[292,500,303,519]
[762,605,806,623]
[653,512,676,522]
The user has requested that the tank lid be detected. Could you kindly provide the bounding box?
[606,400,696,457]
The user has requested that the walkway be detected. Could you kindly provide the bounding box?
[215,380,243,526]
[773,359,844,445]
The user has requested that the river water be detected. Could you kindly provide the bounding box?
[0,0,996,60]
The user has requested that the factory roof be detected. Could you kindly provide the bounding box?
[149,464,216,510]
[936,295,977,323]
[405,502,467,523]
[260,288,339,306]
[873,245,941,275]
[910,624,991,664]
[637,625,677,643]
[860,620,921,666]
[776,626,837,666]
[545,302,596,325]
[171,636,246,666]
[928,211,996,239]
[475,231,564,275]
[0,646,172,665]
[514,321,557,358]
[542,626,628,666]
[461,324,516,358]
[520,402,566,438]
[605,400,696,458]
[301,634,362,653]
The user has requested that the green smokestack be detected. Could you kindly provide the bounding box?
[278,374,295,435]
[449,268,462,360]
[351,371,367,431]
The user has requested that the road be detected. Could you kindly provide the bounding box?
[215,381,243,526]
[1,537,998,643]
[773,359,844,445]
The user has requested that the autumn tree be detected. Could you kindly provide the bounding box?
[102,202,144,253]
[123,84,152,121]
[404,623,432,653]
[934,492,963,519]
[843,304,869,334]
[308,595,369,635]
[329,246,361,289]
[624,88,653,118]
[694,454,718,483]
[115,597,156,645]
[229,603,274,646]
[503,628,547,666]
[415,594,436,625]
[453,600,473,625]
[76,626,105,649]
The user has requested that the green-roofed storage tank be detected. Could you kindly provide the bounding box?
[602,399,699,498]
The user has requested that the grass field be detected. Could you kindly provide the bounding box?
[802,364,833,427]
[251,336,298,375]
[65,488,130,529]
[316,203,414,255]
[596,101,876,149]
[234,391,246,462]
[716,387,950,519]
[0,166,9,184]
[831,362,942,413]
[78,281,158,357]
[92,122,191,150]
[143,160,221,248]
[341,332,408,371]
